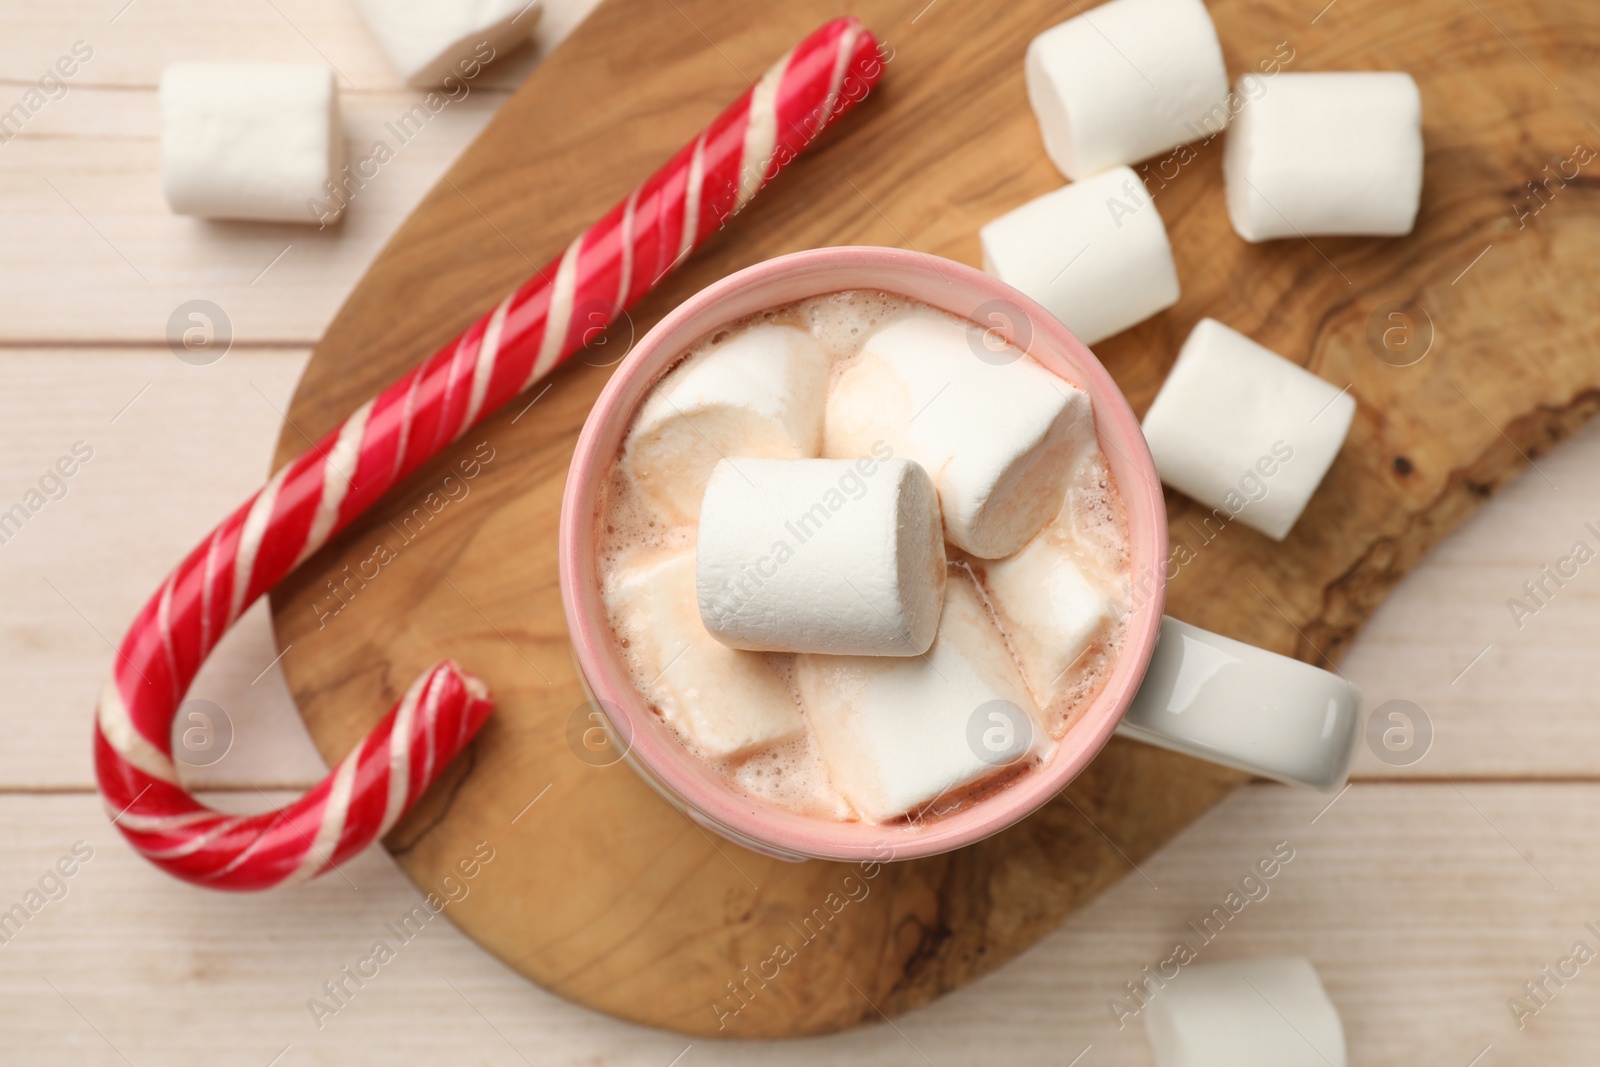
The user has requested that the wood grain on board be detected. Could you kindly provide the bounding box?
[268,0,1600,1038]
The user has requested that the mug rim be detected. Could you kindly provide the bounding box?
[558,246,1168,862]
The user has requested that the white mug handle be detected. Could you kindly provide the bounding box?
[1115,616,1361,791]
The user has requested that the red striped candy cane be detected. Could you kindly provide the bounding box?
[95,17,883,890]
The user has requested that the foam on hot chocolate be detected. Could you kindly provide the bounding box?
[595,290,1132,824]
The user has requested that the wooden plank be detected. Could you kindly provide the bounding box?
[0,348,327,790]
[1344,416,1600,778]
[0,785,1593,1062]
[0,91,508,345]
[8,340,1600,790]
[0,0,601,91]
[0,0,605,345]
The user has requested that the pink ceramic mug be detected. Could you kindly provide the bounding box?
[559,246,1361,863]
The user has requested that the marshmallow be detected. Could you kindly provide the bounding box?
[1141,318,1355,541]
[1026,0,1229,179]
[980,166,1181,346]
[624,323,831,524]
[1224,72,1424,240]
[697,457,946,656]
[797,577,1045,822]
[1143,957,1347,1067]
[355,0,537,88]
[981,532,1115,702]
[825,311,1096,558]
[604,550,803,758]
[159,64,342,225]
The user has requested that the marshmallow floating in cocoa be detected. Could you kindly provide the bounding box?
[697,457,946,657]
[159,63,342,224]
[980,166,1181,346]
[355,0,537,88]
[1224,72,1424,241]
[825,310,1097,559]
[1140,318,1355,541]
[982,531,1115,703]
[1025,0,1229,180]
[625,322,831,524]
[605,550,803,758]
[796,577,1046,823]
[1143,957,1347,1067]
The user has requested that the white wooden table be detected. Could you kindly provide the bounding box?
[3,2,1597,1063]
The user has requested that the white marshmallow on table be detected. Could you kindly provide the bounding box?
[982,532,1114,703]
[624,323,831,524]
[160,64,341,225]
[604,550,802,758]
[1140,318,1355,541]
[1026,0,1230,180]
[1143,957,1346,1067]
[697,457,946,657]
[355,0,538,88]
[980,166,1181,346]
[1224,71,1424,241]
[824,310,1096,559]
[797,578,1045,823]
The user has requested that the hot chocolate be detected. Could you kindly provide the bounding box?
[594,290,1132,824]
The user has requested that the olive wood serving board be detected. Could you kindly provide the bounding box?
[270,0,1600,1038]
